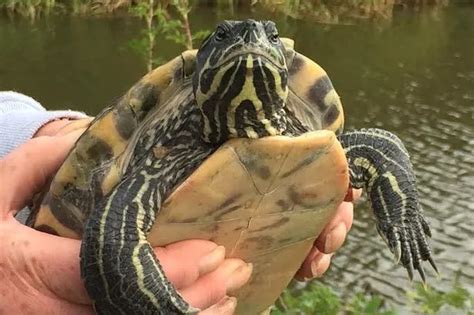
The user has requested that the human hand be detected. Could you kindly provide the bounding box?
[0,119,251,315]
[295,189,362,281]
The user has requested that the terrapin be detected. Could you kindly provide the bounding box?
[30,19,436,314]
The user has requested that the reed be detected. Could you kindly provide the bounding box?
[70,0,131,14]
[0,0,57,19]
[0,0,452,19]
[255,0,450,23]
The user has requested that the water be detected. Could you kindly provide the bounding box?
[1,4,473,311]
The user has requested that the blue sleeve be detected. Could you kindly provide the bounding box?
[0,91,88,158]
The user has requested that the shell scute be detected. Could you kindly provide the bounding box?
[31,50,198,235]
[285,47,345,133]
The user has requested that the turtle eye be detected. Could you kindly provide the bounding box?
[269,32,279,44]
[215,27,227,42]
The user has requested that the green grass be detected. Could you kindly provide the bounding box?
[272,281,473,314]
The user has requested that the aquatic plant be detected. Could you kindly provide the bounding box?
[127,0,210,70]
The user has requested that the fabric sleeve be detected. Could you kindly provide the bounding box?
[0,91,88,159]
[0,91,88,224]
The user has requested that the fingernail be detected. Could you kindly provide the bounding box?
[198,246,225,275]
[309,253,333,279]
[309,253,324,279]
[324,223,346,253]
[216,296,237,313]
[226,263,253,293]
[221,296,237,308]
[353,188,363,201]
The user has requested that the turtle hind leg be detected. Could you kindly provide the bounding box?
[80,156,203,314]
[338,128,437,282]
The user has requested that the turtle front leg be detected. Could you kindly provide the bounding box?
[80,173,197,315]
[338,128,437,282]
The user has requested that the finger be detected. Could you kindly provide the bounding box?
[314,201,354,253]
[55,118,93,136]
[33,118,91,138]
[2,220,91,305]
[155,240,226,289]
[199,297,237,315]
[34,118,92,138]
[34,119,73,137]
[0,129,83,214]
[179,259,252,310]
[294,249,332,281]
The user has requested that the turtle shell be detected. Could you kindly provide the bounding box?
[30,39,349,314]
[151,131,348,314]
[30,50,198,237]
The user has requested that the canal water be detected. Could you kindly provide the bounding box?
[1,3,472,312]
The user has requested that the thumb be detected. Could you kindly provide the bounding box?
[0,129,83,216]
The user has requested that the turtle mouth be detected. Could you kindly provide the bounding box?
[211,51,286,71]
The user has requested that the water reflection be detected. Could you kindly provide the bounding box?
[0,4,472,309]
[316,6,474,308]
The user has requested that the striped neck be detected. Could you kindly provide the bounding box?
[195,53,288,144]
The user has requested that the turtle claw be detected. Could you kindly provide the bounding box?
[416,265,427,284]
[428,257,439,275]
[398,215,437,283]
[393,240,402,264]
[406,262,414,281]
[377,225,402,264]
[378,214,436,283]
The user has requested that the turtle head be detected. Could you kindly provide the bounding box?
[193,19,289,143]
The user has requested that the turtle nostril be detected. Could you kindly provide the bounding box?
[246,19,258,29]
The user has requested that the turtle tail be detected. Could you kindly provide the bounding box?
[338,128,437,282]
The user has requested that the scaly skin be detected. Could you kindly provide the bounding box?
[339,129,436,281]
